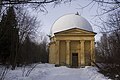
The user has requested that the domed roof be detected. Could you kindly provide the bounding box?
[50,13,93,36]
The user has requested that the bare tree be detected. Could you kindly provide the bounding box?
[16,6,39,42]
[14,6,41,67]
[92,0,120,15]
[95,10,120,79]
[0,0,72,17]
[0,0,72,5]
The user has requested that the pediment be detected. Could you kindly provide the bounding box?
[54,28,96,35]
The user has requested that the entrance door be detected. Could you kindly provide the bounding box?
[72,53,78,67]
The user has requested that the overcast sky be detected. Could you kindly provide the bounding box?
[31,0,106,42]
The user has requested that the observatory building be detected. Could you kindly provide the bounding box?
[49,13,96,67]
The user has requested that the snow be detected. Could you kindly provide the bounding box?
[51,14,93,36]
[2,63,110,80]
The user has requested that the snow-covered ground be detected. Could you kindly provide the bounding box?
[1,63,110,80]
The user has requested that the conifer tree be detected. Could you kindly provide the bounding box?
[0,6,19,69]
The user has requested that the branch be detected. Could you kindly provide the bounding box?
[93,0,120,4]
[0,0,57,5]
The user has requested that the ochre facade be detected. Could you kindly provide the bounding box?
[49,28,96,67]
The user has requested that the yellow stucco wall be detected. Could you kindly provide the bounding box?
[49,43,56,64]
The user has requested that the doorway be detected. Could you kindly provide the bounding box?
[72,53,78,67]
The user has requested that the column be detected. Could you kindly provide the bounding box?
[91,40,95,65]
[66,40,70,65]
[78,41,81,67]
[80,40,85,66]
[56,40,59,64]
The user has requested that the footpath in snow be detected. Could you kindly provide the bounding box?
[2,64,110,80]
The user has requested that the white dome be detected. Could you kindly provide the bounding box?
[51,14,93,36]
